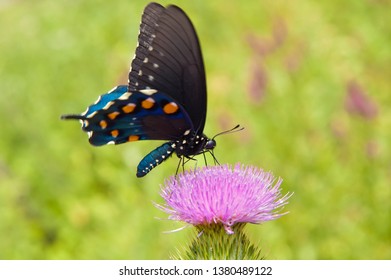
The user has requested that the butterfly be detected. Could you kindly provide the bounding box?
[61,3,218,177]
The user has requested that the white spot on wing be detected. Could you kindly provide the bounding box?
[86,111,98,118]
[109,86,119,93]
[102,101,114,110]
[129,53,136,72]
[92,95,102,105]
[153,63,159,68]
[139,89,157,95]
[81,107,89,116]
[148,75,154,81]
[118,92,132,100]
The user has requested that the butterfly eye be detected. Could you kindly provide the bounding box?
[205,139,216,150]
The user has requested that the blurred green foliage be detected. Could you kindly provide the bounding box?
[0,0,390,259]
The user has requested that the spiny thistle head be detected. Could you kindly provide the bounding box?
[156,164,291,234]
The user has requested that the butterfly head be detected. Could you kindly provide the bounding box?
[204,138,216,150]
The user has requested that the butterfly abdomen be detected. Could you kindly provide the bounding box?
[137,142,175,177]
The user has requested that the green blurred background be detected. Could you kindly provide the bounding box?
[1,0,390,259]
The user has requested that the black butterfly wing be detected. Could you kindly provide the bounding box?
[129,3,207,133]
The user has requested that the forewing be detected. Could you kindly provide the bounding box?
[128,3,207,132]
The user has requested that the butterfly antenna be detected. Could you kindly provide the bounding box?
[212,124,244,140]
[206,125,243,166]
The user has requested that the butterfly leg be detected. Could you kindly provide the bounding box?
[190,155,198,171]
[208,150,220,165]
[178,155,200,174]
[184,156,198,172]
[200,150,220,167]
[202,151,208,166]
[174,156,195,175]
[175,156,183,176]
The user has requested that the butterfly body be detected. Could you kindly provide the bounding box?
[137,132,215,177]
[62,3,215,177]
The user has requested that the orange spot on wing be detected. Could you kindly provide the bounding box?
[99,120,107,129]
[122,103,136,113]
[141,98,155,109]
[128,135,140,142]
[108,111,120,120]
[163,102,179,114]
[111,130,119,137]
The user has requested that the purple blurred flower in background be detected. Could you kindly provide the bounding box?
[345,80,378,119]
[156,164,291,234]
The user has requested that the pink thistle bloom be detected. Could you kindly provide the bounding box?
[156,164,292,234]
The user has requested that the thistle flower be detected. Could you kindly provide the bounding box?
[156,164,292,259]
[157,164,290,234]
